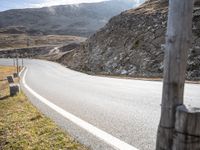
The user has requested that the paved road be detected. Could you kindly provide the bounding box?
[1,59,200,150]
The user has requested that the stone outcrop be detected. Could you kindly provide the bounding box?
[59,0,200,80]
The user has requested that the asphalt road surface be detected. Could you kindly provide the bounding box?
[1,59,200,150]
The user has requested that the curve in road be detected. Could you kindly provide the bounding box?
[1,59,200,150]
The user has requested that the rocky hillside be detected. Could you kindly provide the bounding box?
[59,0,200,80]
[0,0,142,37]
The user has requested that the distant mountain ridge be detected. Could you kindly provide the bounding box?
[0,0,142,36]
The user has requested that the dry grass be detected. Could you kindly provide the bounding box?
[0,66,89,150]
[0,66,16,81]
[0,66,17,97]
[0,34,85,49]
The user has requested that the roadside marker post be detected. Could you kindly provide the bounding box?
[9,83,20,96]
[7,76,14,84]
[16,55,19,76]
[22,58,24,67]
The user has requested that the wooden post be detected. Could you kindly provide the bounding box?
[27,38,30,47]
[156,0,194,149]
[173,105,200,150]
[13,73,18,78]
[21,57,24,67]
[16,55,19,76]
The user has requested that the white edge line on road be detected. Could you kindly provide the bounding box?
[19,66,26,77]
[21,67,139,150]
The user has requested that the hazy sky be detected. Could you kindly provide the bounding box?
[0,0,143,12]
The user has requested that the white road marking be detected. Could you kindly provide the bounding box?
[19,66,25,77]
[21,67,139,150]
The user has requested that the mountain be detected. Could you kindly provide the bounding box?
[0,0,142,37]
[58,0,200,80]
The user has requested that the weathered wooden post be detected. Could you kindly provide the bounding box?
[22,57,24,67]
[173,105,200,149]
[156,0,194,149]
[13,73,18,78]
[16,55,19,76]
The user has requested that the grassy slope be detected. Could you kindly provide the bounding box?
[0,66,88,150]
[0,34,85,49]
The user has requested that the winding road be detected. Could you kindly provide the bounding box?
[1,59,200,150]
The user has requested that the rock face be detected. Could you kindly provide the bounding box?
[0,0,141,37]
[59,0,200,80]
